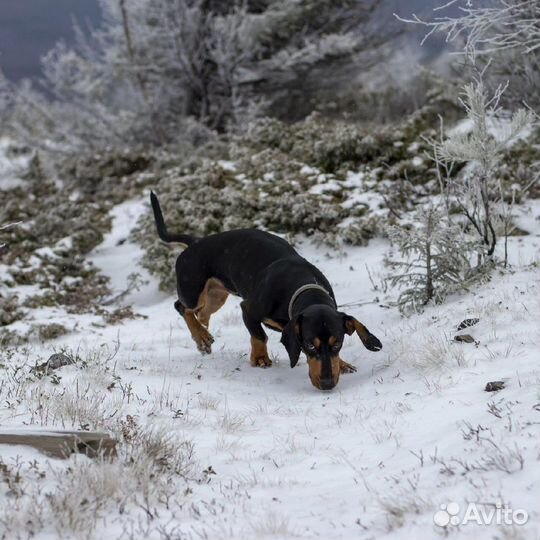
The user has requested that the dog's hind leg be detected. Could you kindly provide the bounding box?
[174,255,219,354]
[174,300,215,354]
[196,278,229,329]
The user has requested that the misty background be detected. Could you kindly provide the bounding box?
[0,0,101,81]
[0,0,450,82]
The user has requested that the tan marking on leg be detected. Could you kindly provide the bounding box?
[196,278,229,328]
[250,336,272,368]
[262,318,283,331]
[182,309,215,354]
[338,357,357,374]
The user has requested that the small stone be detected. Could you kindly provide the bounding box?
[507,226,529,237]
[32,353,74,374]
[454,334,475,344]
[46,353,75,370]
[485,381,505,392]
[457,318,480,331]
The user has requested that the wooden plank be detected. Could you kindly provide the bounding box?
[0,429,117,459]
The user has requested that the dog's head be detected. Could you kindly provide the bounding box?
[280,305,382,390]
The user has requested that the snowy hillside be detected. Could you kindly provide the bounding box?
[1,194,538,539]
[3,1,540,537]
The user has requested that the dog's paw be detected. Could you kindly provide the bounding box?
[339,359,357,374]
[195,328,215,354]
[365,334,382,352]
[251,355,272,368]
[197,342,212,355]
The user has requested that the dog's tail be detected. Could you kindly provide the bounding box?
[150,191,197,246]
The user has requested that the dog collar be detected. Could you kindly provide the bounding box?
[288,284,334,319]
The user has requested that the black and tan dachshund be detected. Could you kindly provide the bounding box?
[150,192,382,390]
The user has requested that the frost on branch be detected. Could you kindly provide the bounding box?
[438,82,534,165]
[397,0,540,110]
[396,0,540,56]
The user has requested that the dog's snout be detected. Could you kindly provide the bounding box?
[319,378,336,390]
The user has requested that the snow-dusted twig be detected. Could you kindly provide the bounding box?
[395,1,540,56]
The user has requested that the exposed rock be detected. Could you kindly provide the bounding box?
[508,226,530,236]
[32,352,75,374]
[485,381,505,392]
[454,334,475,344]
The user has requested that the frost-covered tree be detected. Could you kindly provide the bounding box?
[384,1,537,314]
[398,0,540,110]
[436,78,533,260]
[0,0,392,153]
[384,206,483,314]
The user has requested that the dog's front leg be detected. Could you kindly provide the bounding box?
[338,358,357,374]
[240,301,272,368]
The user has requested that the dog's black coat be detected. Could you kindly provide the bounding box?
[150,191,382,389]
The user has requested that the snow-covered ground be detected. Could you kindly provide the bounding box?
[1,196,539,540]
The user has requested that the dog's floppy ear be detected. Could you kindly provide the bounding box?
[341,313,382,352]
[280,314,303,368]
